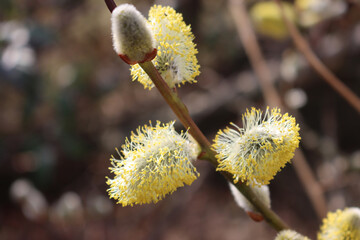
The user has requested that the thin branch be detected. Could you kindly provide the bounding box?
[105,0,116,12]
[274,0,360,114]
[228,0,327,219]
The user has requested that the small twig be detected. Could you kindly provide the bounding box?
[274,0,360,114]
[105,0,116,12]
[228,0,327,219]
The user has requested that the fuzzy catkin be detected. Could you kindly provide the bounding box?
[111,4,155,63]
[106,121,200,206]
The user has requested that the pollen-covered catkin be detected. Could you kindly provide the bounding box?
[213,107,300,186]
[131,5,200,89]
[106,121,200,206]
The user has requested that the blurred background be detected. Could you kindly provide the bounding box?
[0,0,359,239]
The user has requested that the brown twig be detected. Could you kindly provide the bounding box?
[105,0,116,12]
[228,0,327,219]
[274,0,360,114]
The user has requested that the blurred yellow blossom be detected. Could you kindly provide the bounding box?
[318,207,360,240]
[295,0,347,27]
[250,2,296,40]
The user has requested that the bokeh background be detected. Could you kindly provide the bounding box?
[1,0,359,239]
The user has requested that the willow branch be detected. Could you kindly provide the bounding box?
[228,0,327,219]
[274,0,360,114]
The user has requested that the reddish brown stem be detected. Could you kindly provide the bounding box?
[105,0,117,12]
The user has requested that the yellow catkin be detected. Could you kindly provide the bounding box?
[213,107,300,187]
[131,5,200,89]
[106,121,200,206]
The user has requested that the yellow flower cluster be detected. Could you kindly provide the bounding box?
[250,0,347,38]
[275,230,310,240]
[131,5,200,89]
[318,207,360,240]
[213,107,300,186]
[106,121,200,206]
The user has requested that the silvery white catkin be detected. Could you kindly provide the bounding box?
[111,4,155,63]
[229,182,270,213]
